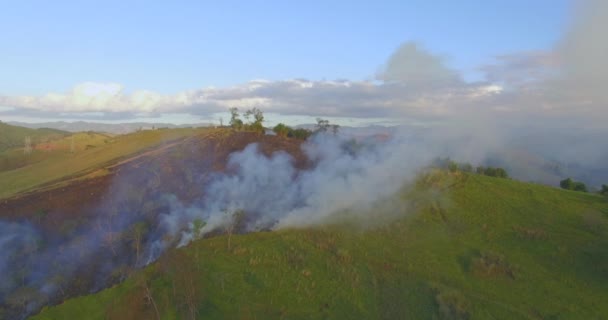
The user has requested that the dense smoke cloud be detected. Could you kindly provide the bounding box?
[158,132,434,248]
[376,42,462,89]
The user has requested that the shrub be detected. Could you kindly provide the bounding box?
[273,123,290,137]
[459,163,473,173]
[432,285,470,320]
[288,128,312,140]
[560,178,587,193]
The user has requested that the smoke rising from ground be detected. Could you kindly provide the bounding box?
[158,131,434,248]
[0,130,436,318]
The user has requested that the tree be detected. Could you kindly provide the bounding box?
[573,182,588,193]
[224,209,245,250]
[560,178,587,192]
[229,107,243,130]
[289,128,312,140]
[601,184,608,196]
[245,108,264,133]
[460,163,473,173]
[252,108,264,124]
[493,167,509,178]
[139,277,161,320]
[273,123,291,137]
[315,118,330,133]
[130,221,149,265]
[331,124,340,135]
[560,178,574,190]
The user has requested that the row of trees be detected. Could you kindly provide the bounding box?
[228,107,265,133]
[272,123,312,140]
[557,178,608,196]
[434,158,509,179]
[272,118,339,140]
[225,108,339,141]
[476,166,509,178]
[559,178,588,192]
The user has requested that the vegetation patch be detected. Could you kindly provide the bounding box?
[512,225,547,240]
[471,251,516,279]
[431,284,470,320]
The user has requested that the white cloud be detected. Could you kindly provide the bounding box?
[1,1,608,129]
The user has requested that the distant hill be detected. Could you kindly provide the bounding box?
[0,121,68,152]
[7,120,214,134]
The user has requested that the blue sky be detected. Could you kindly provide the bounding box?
[1,0,570,95]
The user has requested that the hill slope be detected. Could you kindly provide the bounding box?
[31,173,608,319]
[0,122,68,152]
[0,127,210,199]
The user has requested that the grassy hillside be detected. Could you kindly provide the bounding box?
[0,127,212,199]
[0,122,68,152]
[0,132,112,173]
[31,172,608,319]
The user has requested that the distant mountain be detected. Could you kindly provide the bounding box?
[7,121,214,134]
[0,121,69,152]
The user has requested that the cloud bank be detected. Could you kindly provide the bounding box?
[2,0,606,126]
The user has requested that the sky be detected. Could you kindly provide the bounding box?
[2,0,605,127]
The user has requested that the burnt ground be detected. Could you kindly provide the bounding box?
[0,130,309,319]
[0,131,308,230]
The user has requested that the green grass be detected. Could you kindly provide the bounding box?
[0,132,112,173]
[0,122,68,152]
[0,128,212,199]
[31,172,608,319]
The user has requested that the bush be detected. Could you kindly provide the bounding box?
[560,178,574,190]
[273,123,290,137]
[560,178,587,193]
[288,128,312,140]
[473,166,509,178]
[460,163,473,173]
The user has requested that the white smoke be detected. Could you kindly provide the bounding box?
[155,130,437,247]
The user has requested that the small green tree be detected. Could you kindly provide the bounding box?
[247,108,265,133]
[560,178,574,190]
[229,107,243,130]
[560,178,587,192]
[573,182,588,193]
[224,209,245,250]
[273,123,291,137]
[601,184,608,196]
[460,163,473,173]
[290,128,312,140]
[493,167,509,178]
